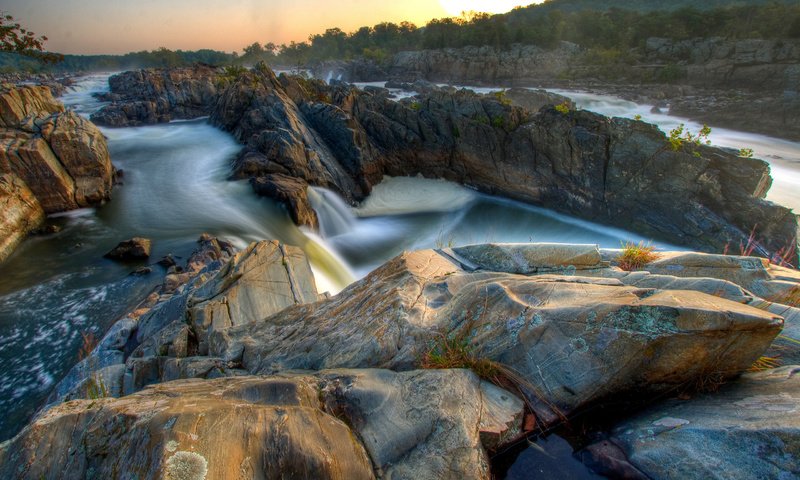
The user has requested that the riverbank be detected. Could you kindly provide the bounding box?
[313,38,800,141]
[3,239,798,479]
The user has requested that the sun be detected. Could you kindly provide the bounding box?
[438,0,533,16]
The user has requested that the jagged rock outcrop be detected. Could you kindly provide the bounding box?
[87,65,799,257]
[45,238,314,404]
[214,68,797,258]
[250,174,319,228]
[90,65,222,127]
[0,84,115,262]
[583,365,800,480]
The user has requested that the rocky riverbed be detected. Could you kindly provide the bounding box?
[3,238,799,479]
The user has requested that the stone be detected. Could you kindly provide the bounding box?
[0,376,376,480]
[249,173,319,228]
[91,65,222,127]
[104,237,152,260]
[0,173,44,262]
[209,245,783,426]
[587,366,800,480]
[318,369,525,479]
[188,240,319,353]
[3,370,525,480]
[502,87,574,112]
[81,65,800,258]
[0,84,115,262]
[50,238,316,402]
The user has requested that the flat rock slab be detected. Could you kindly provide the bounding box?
[1,369,524,480]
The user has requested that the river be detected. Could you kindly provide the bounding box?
[0,73,797,462]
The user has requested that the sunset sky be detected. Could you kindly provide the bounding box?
[3,1,535,55]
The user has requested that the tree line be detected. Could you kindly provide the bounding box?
[2,0,799,73]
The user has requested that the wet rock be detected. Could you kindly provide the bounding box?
[157,254,177,268]
[588,366,800,480]
[250,174,318,228]
[132,266,153,276]
[209,245,783,426]
[104,237,152,260]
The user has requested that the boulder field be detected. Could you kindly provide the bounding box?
[4,239,799,479]
[0,83,115,261]
[91,66,798,262]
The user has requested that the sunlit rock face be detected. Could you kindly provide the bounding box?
[8,241,800,479]
[0,84,114,261]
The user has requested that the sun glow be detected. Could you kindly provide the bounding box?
[438,0,532,16]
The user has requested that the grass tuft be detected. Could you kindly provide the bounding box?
[748,355,782,373]
[615,241,660,271]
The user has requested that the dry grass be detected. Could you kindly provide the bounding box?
[748,355,782,372]
[78,331,98,361]
[615,241,660,271]
[420,326,567,433]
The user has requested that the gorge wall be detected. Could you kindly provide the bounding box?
[0,84,115,262]
[90,66,799,262]
[315,38,800,140]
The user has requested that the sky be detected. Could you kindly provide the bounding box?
[1,0,536,55]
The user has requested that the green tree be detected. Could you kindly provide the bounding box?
[0,11,61,63]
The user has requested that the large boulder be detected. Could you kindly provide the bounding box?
[584,366,800,480]
[0,376,376,480]
[209,244,783,426]
[2,370,525,480]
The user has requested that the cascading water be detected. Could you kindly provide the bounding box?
[0,74,354,440]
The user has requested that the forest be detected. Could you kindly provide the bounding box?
[2,0,799,73]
